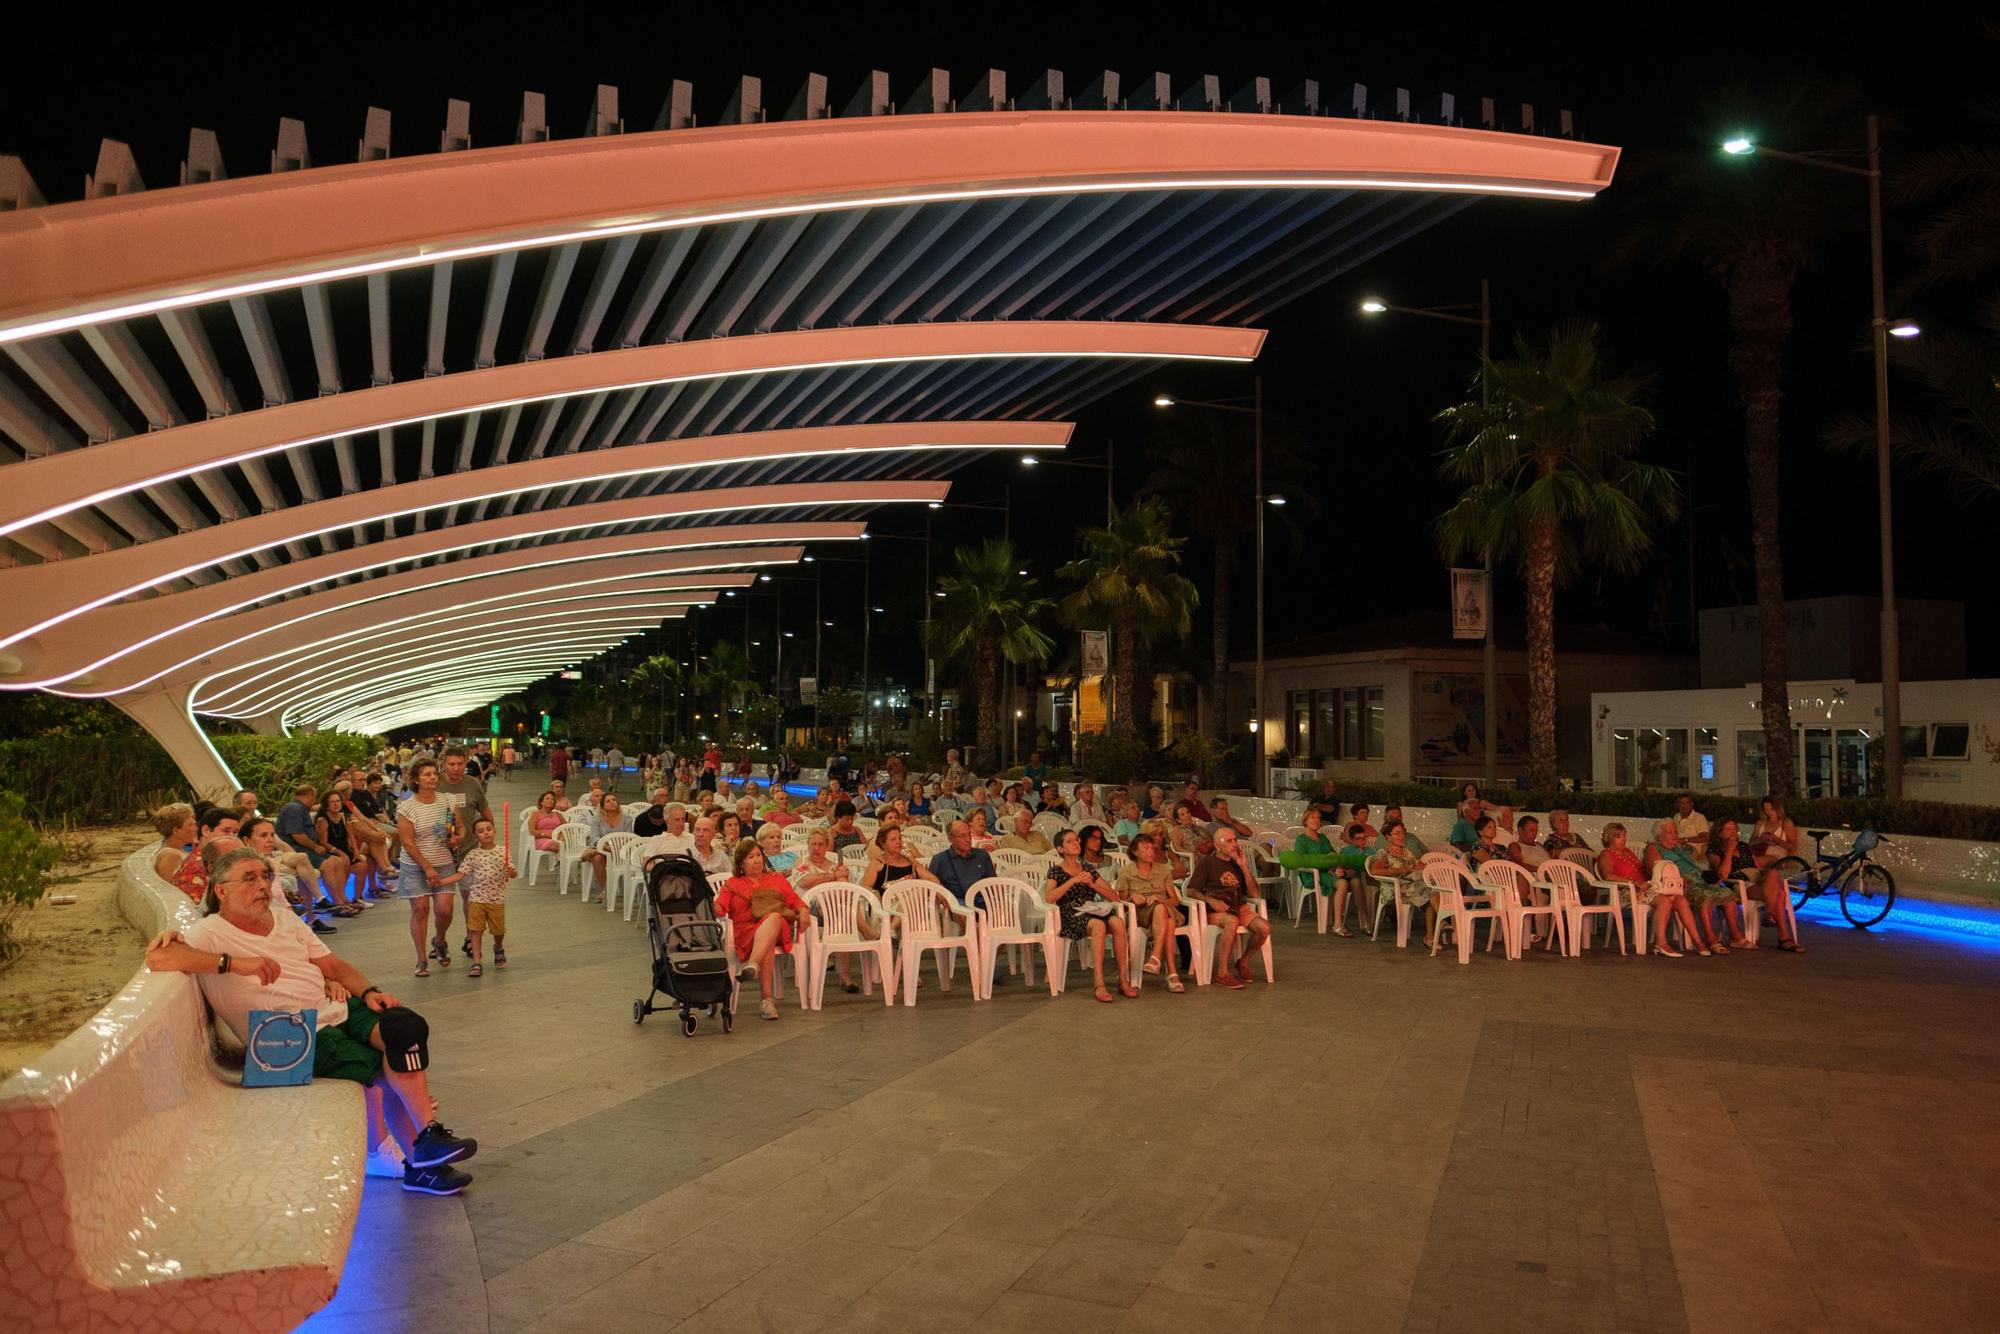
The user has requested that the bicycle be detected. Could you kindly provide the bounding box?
[1768,828,1897,929]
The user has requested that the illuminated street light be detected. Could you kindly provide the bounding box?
[1152,394,1175,407]
[1889,321,1921,338]
[1722,136,1755,155]
[1267,495,1287,506]
[1359,299,1388,313]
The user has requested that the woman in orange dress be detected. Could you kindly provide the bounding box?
[714,838,811,1021]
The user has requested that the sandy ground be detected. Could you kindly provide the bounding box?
[0,824,146,1083]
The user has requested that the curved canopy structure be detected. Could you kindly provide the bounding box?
[0,67,1617,793]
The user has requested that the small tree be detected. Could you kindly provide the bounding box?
[1058,500,1199,746]
[0,792,63,967]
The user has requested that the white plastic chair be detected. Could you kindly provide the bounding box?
[604,839,646,916]
[514,809,541,870]
[838,842,871,879]
[966,877,1062,996]
[1478,859,1565,959]
[1366,866,1415,945]
[1288,867,1328,932]
[1031,811,1070,839]
[523,822,562,887]
[989,848,1040,880]
[1246,833,1287,901]
[1539,859,1627,956]
[1424,861,1503,965]
[882,883,982,1004]
[551,822,593,897]
[1187,892,1273,985]
[1738,869,1798,948]
[588,832,637,906]
[800,882,893,1007]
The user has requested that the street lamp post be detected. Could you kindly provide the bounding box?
[1724,118,1912,797]
[1019,446,1115,524]
[1361,283,1496,787]
[1152,385,1273,792]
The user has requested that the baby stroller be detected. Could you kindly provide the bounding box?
[633,852,736,1036]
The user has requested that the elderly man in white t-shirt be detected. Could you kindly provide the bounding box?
[1673,793,1712,857]
[146,848,479,1196]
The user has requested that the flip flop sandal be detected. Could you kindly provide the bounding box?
[1166,975,1186,993]
[1119,985,1140,999]
[414,964,430,978]
[1777,939,1806,953]
[1094,989,1114,1003]
[467,963,483,977]
[494,948,507,968]
[1712,944,1732,955]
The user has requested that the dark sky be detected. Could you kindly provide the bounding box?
[5,11,1991,705]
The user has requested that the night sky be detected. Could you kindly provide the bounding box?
[5,12,1990,708]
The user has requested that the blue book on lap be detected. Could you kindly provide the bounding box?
[243,1008,316,1087]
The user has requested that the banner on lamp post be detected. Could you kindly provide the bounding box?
[799,677,817,704]
[1081,630,1109,677]
[1450,569,1489,640]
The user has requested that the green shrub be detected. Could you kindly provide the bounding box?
[0,735,185,822]
[211,732,379,802]
[1073,733,1153,791]
[0,791,64,965]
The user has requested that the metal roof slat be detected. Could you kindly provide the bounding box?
[614,231,699,348]
[473,252,517,369]
[365,273,392,386]
[916,196,1063,321]
[954,194,1125,319]
[874,198,1030,324]
[423,262,453,377]
[0,367,74,456]
[158,309,241,418]
[1174,192,1401,321]
[569,236,638,354]
[827,202,973,326]
[744,210,867,333]
[1077,191,1268,319]
[1202,193,1443,323]
[693,216,813,339]
[299,285,342,395]
[787,206,921,329]
[1026,191,1216,318]
[1129,190,1354,321]
[78,323,184,430]
[653,223,754,344]
[1238,197,1479,325]
[519,245,582,361]
[5,340,133,443]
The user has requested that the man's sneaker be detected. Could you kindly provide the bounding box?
[365,1140,406,1179]
[401,1164,473,1196]
[759,998,779,1021]
[310,920,338,934]
[408,1122,478,1169]
[1217,972,1245,990]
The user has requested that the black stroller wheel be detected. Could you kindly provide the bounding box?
[633,1000,645,1025]
[722,1009,733,1033]
[681,1015,697,1037]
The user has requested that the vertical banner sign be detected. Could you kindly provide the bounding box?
[1081,630,1109,677]
[489,704,501,735]
[1450,568,1489,640]
[799,677,817,704]
[926,658,936,697]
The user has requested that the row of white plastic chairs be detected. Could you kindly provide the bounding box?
[1276,844,1798,962]
[689,868,1274,1012]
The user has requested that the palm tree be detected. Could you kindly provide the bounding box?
[691,639,756,740]
[925,539,1054,771]
[1611,82,1860,795]
[1143,413,1311,742]
[629,653,682,750]
[1058,499,1200,745]
[1435,322,1681,790]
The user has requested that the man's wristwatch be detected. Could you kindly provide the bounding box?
[359,986,381,1000]
[217,953,231,975]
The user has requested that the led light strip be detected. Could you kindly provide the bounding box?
[263,624,665,722]
[0,445,1001,650]
[173,563,768,711]
[0,173,1599,348]
[193,582,726,709]
[45,547,807,697]
[286,640,639,728]
[196,599,704,714]
[0,350,1213,542]
[20,524,850,693]
[244,621,676,724]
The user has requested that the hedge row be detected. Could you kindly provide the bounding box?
[0,731,378,824]
[1263,779,2000,845]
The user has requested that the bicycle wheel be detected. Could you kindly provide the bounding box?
[1770,856,1815,912]
[1838,862,1897,929]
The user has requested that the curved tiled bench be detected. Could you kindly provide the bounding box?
[0,844,363,1333]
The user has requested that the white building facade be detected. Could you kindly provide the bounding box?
[1589,678,2000,804]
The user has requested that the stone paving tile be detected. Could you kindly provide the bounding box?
[294,769,2000,1333]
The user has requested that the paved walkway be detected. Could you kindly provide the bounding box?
[299,771,2000,1333]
